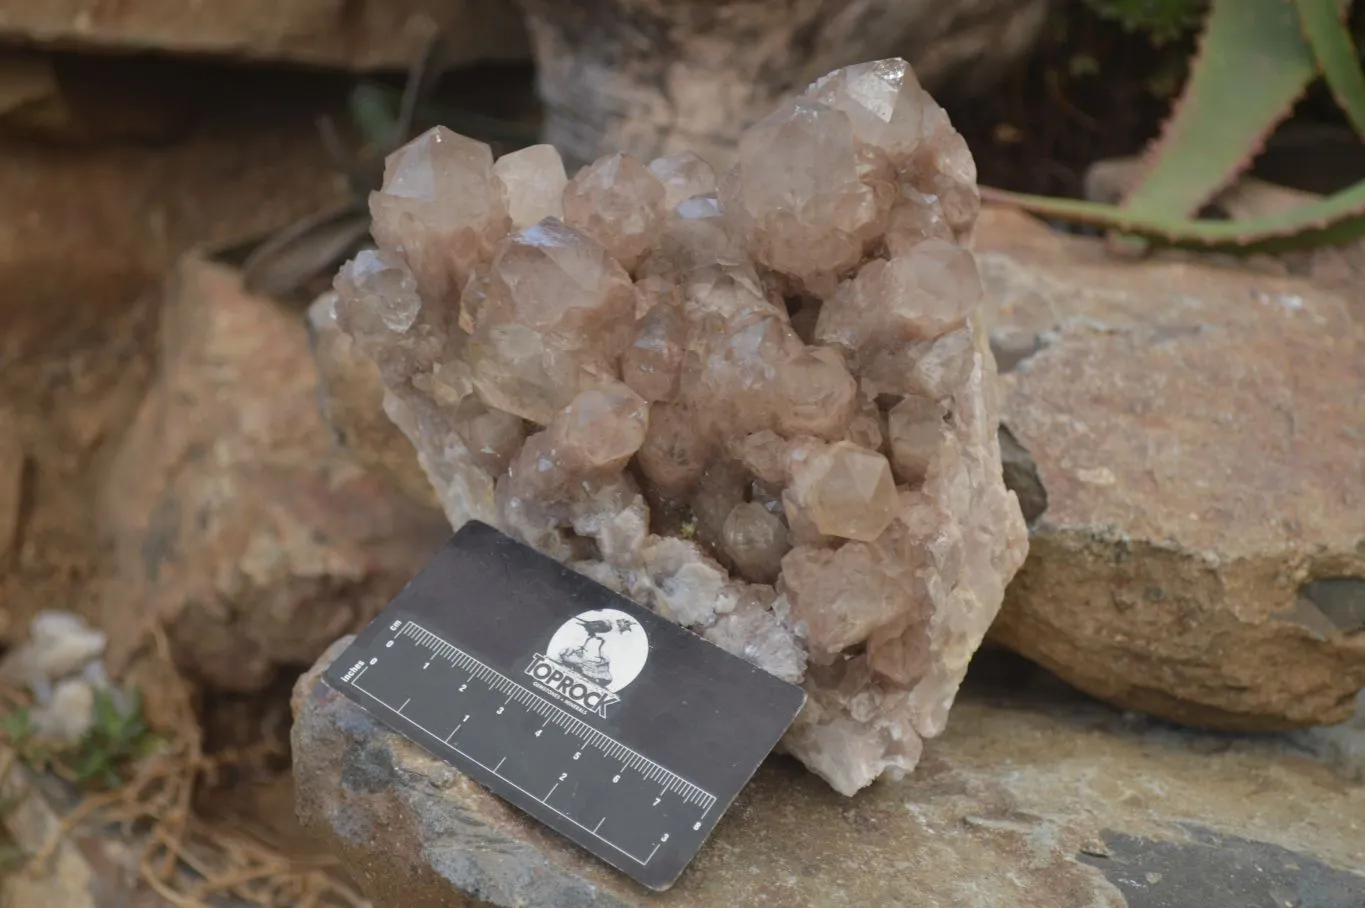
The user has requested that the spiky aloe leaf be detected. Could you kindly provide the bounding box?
[1296,0,1365,140]
[980,179,1365,253]
[1120,0,1319,220]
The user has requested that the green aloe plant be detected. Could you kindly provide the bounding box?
[2,688,161,790]
[984,0,1365,253]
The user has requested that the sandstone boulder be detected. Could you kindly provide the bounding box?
[978,208,1365,731]
[0,0,527,71]
[292,638,1365,907]
[0,80,366,651]
[99,249,448,693]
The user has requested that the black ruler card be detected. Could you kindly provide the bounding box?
[322,520,806,892]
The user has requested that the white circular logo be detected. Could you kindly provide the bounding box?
[545,609,649,693]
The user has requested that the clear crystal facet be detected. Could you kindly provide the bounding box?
[494,143,569,229]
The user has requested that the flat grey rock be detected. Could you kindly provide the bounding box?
[293,639,1365,907]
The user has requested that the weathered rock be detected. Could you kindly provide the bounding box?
[293,639,1365,908]
[0,0,527,71]
[517,0,1050,170]
[978,207,1365,731]
[1289,690,1365,783]
[0,746,162,908]
[0,76,354,652]
[98,249,448,693]
[330,60,1028,795]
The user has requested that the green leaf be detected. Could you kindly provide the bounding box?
[351,82,541,148]
[92,689,119,733]
[980,178,1365,253]
[0,844,27,869]
[1082,0,1209,44]
[1,709,31,743]
[349,83,403,153]
[1295,0,1365,140]
[1121,0,1319,220]
[73,748,108,783]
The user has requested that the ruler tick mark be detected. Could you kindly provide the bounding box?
[340,618,725,876]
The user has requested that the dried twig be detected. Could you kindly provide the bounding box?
[15,621,365,907]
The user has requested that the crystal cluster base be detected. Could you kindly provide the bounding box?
[333,58,1028,796]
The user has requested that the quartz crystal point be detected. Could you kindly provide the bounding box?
[563,152,668,272]
[331,60,1028,797]
[369,126,510,304]
[719,97,887,290]
[494,144,568,229]
[648,151,718,210]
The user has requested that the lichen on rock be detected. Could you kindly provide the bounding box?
[331,58,1028,796]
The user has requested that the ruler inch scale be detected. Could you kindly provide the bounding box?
[395,621,712,809]
[323,520,806,892]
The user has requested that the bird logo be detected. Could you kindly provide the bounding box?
[557,616,640,688]
[525,608,650,717]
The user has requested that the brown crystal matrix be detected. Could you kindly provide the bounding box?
[332,58,1028,796]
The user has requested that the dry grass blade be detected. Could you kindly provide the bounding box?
[12,623,367,907]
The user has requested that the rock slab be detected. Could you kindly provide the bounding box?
[99,249,447,693]
[293,639,1365,908]
[0,0,527,71]
[978,208,1365,731]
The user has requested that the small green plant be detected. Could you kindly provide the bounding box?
[1082,0,1208,45]
[2,689,162,790]
[985,0,1365,253]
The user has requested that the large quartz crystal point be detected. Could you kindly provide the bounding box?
[329,59,1027,798]
[369,125,511,305]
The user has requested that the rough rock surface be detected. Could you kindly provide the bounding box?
[0,0,527,71]
[293,638,1365,908]
[98,249,448,693]
[330,59,1028,794]
[977,208,1365,731]
[0,78,354,649]
[519,0,1050,170]
[0,746,160,908]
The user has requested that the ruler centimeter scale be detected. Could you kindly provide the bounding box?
[337,618,716,867]
[323,520,807,892]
